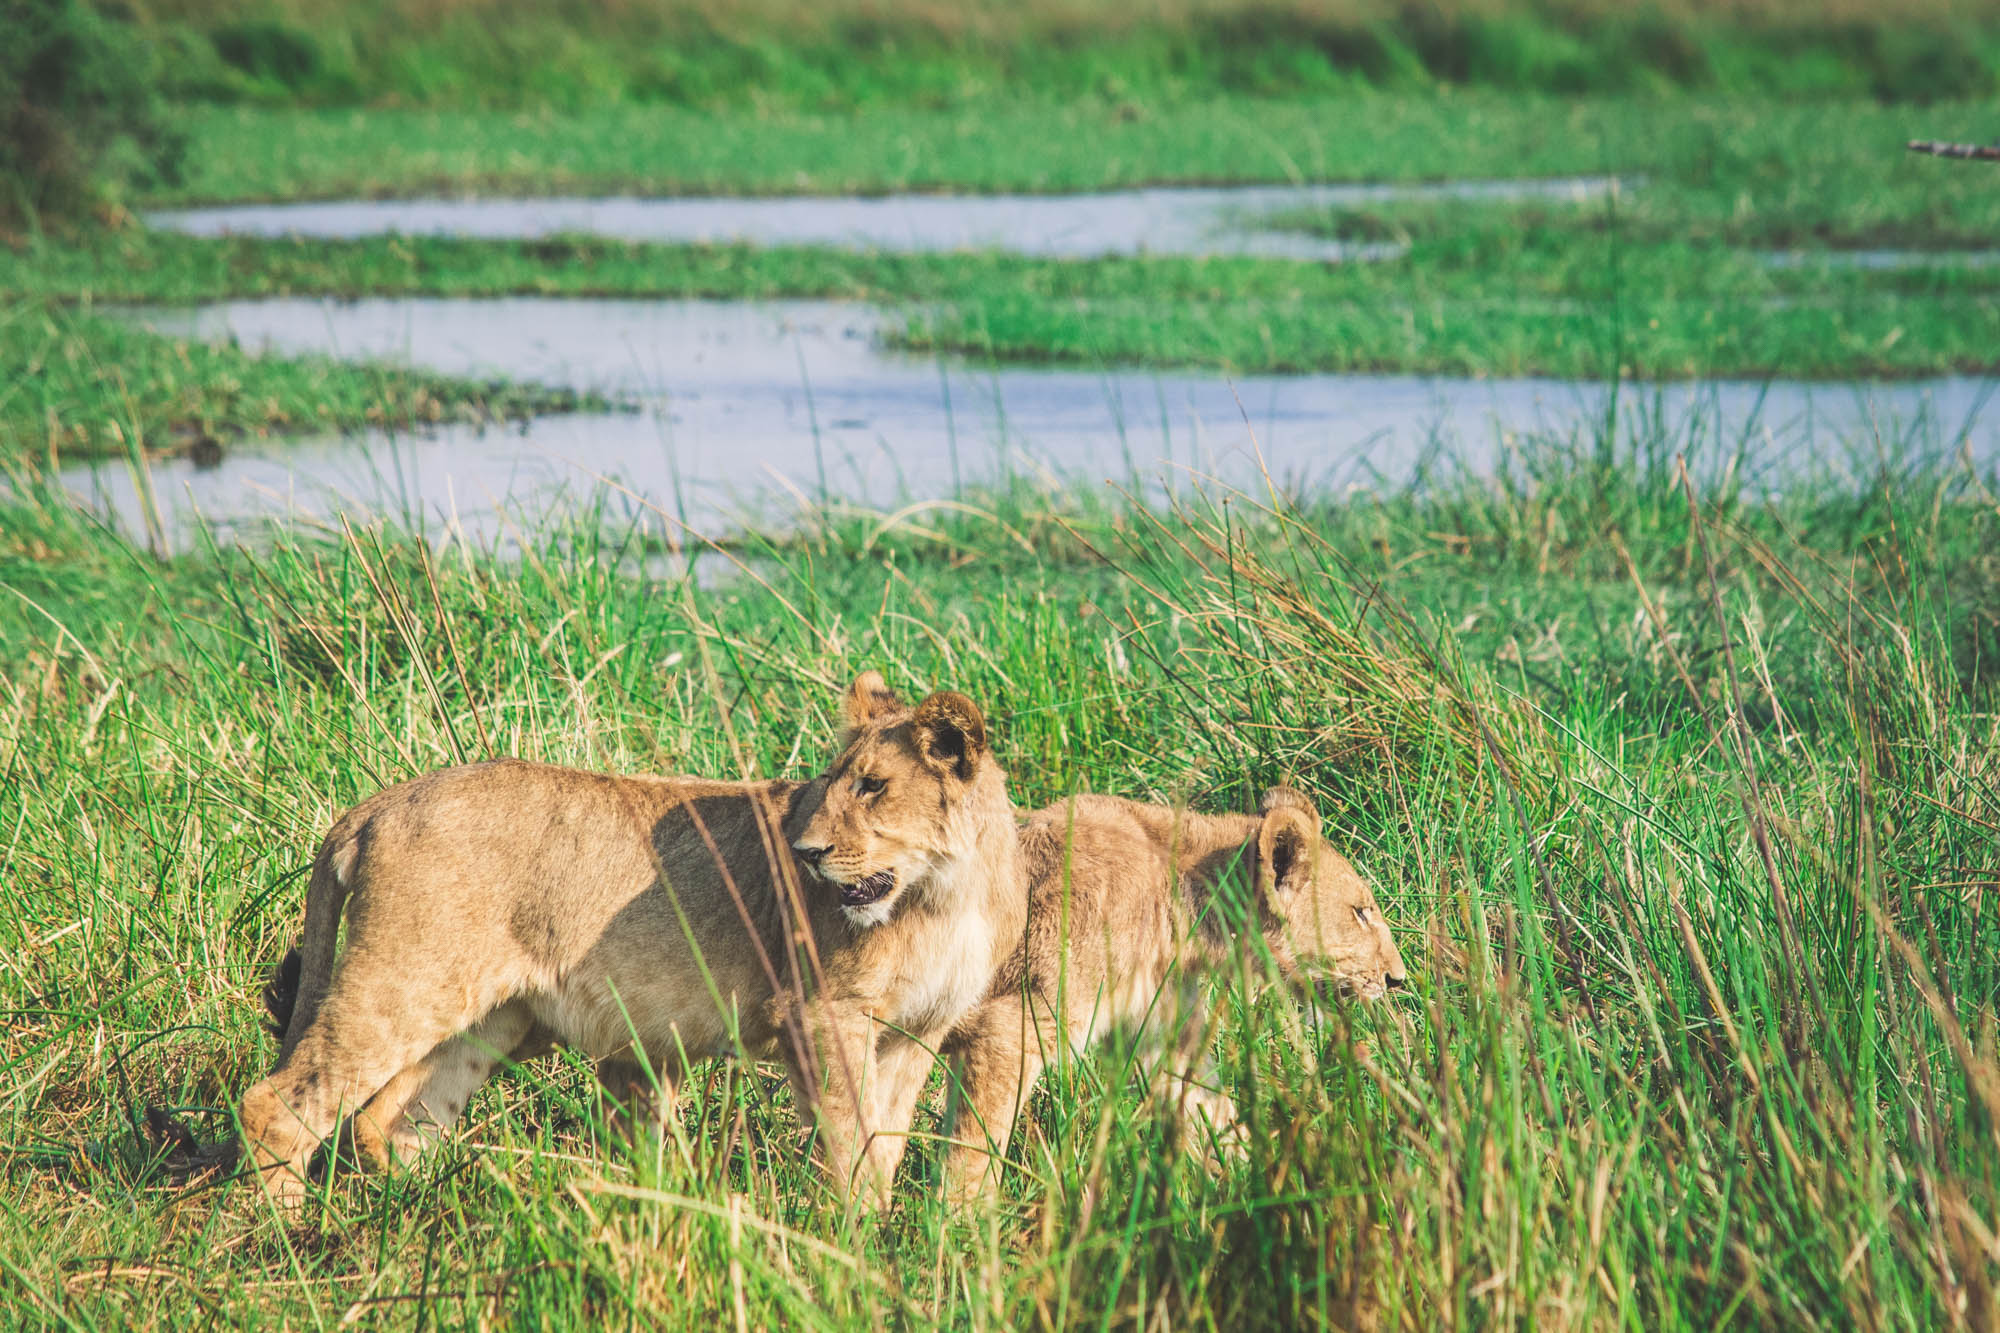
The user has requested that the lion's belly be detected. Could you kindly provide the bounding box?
[524,970,764,1066]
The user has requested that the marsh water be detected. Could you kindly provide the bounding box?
[73,182,2000,545]
[152,179,2000,273]
[64,295,2000,547]
[144,177,1625,262]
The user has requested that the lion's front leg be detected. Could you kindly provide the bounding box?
[787,1006,887,1207]
[1150,988,1245,1168]
[596,1051,683,1144]
[940,992,1057,1205]
[860,1034,938,1197]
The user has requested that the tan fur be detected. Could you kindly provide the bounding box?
[239,672,1023,1208]
[940,786,1406,1201]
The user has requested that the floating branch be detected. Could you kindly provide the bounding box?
[1907,139,2000,161]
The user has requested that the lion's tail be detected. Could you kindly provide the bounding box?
[267,823,363,1061]
[260,946,302,1039]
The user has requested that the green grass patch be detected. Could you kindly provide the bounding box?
[156,96,2000,222]
[4,417,1999,1324]
[0,299,598,464]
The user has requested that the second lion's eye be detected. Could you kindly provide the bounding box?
[857,775,887,797]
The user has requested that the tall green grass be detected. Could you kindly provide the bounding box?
[129,0,2000,107]
[3,405,1998,1325]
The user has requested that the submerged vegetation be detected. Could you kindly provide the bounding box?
[4,418,2000,1325]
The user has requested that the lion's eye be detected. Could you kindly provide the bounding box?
[1354,906,1374,924]
[856,775,887,797]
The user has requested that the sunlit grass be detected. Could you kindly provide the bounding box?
[3,407,1997,1326]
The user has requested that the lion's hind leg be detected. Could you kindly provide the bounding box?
[239,948,522,1206]
[351,1002,543,1171]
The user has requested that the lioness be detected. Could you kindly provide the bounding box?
[940,786,1406,1200]
[241,672,1023,1207]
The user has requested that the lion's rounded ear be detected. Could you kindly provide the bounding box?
[912,691,987,780]
[842,671,903,731]
[1256,802,1318,901]
[1259,784,1316,818]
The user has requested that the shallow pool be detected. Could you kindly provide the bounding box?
[143,177,1625,263]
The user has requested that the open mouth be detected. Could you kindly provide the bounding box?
[840,869,896,909]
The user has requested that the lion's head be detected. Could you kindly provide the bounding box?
[791,671,1001,926]
[1252,786,1408,1000]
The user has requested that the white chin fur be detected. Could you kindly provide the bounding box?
[841,898,897,928]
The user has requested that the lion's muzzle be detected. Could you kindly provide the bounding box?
[839,869,896,908]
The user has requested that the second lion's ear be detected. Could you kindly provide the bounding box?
[1256,803,1318,902]
[842,671,903,731]
[912,691,987,781]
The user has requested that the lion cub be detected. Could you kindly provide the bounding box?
[240,672,1022,1207]
[941,786,1405,1200]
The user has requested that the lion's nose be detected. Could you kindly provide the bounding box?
[794,844,831,868]
[1385,973,1407,991]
